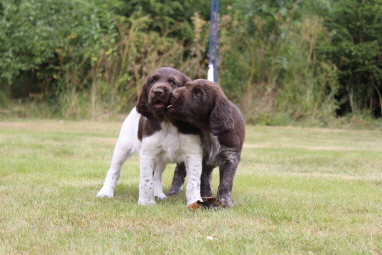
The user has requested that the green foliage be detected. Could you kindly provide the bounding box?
[318,0,382,116]
[0,0,122,105]
[0,0,61,81]
[219,0,339,124]
[1,0,382,123]
[0,0,208,119]
[117,0,233,39]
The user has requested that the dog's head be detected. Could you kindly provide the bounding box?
[136,67,191,118]
[167,79,233,135]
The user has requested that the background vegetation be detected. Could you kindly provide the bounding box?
[1,0,382,125]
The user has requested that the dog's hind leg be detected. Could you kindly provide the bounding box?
[96,108,141,198]
[166,162,186,196]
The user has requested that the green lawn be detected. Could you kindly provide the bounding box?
[1,120,381,254]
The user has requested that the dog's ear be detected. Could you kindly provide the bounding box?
[181,74,192,86]
[136,81,153,118]
[209,84,234,135]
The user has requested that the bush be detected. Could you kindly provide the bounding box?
[0,0,208,119]
[318,0,382,117]
[1,0,381,124]
[219,1,339,124]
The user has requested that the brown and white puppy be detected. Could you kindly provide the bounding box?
[96,67,203,206]
[166,79,245,207]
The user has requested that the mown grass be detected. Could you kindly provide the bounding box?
[1,120,381,254]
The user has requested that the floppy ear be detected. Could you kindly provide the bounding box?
[181,74,192,85]
[136,81,153,118]
[209,90,234,135]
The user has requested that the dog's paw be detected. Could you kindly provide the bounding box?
[96,188,114,198]
[155,193,167,200]
[166,187,182,196]
[138,199,156,205]
[218,196,234,207]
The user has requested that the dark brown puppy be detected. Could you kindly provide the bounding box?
[166,79,245,207]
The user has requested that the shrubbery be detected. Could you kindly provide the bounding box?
[0,0,381,124]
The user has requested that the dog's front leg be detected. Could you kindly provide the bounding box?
[217,158,240,207]
[153,162,167,200]
[185,156,203,206]
[200,162,214,197]
[138,153,156,205]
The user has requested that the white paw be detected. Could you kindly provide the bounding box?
[96,188,114,198]
[138,199,156,205]
[155,193,168,200]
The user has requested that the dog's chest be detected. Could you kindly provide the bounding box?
[158,128,181,161]
[142,122,197,163]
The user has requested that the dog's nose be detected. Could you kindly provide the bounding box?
[153,88,164,95]
[171,91,179,99]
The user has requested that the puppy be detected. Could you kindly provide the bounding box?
[167,79,245,207]
[96,67,203,205]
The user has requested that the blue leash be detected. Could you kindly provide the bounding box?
[208,0,219,82]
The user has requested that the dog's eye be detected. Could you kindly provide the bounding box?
[170,81,177,86]
[150,79,156,84]
[193,89,201,99]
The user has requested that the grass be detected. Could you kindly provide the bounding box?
[1,120,381,254]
